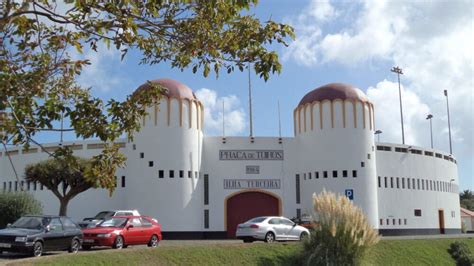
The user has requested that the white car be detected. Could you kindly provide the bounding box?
[78,210,140,228]
[236,216,310,243]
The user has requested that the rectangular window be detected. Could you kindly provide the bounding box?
[377,145,384,151]
[412,178,416,190]
[398,219,401,225]
[149,161,154,167]
[296,208,301,219]
[169,170,174,178]
[332,171,338,178]
[392,219,395,225]
[379,219,383,225]
[179,170,184,178]
[386,219,390,225]
[308,172,312,179]
[361,162,365,167]
[295,174,300,204]
[378,176,381,188]
[424,151,434,156]
[417,179,420,190]
[395,147,408,153]
[343,170,348,178]
[384,146,391,151]
[436,181,439,191]
[140,152,144,158]
[352,170,357,178]
[114,176,117,187]
[188,171,192,178]
[33,181,37,191]
[40,183,44,190]
[422,179,425,190]
[195,171,198,179]
[121,176,125,187]
[323,171,328,178]
[384,177,388,188]
[404,219,407,225]
[367,154,371,159]
[402,178,405,189]
[27,181,30,191]
[15,181,18,191]
[9,181,12,191]
[132,144,136,150]
[414,209,422,216]
[435,153,442,158]
[204,174,209,205]
[407,178,411,189]
[158,170,164,178]
[396,177,400,189]
[204,209,209,229]
[430,180,433,191]
[315,172,319,179]
[390,177,394,188]
[304,173,306,180]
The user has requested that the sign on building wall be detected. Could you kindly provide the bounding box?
[345,189,354,200]
[224,179,281,189]
[219,150,284,160]
[246,165,260,174]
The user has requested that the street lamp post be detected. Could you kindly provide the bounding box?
[426,114,433,149]
[444,90,452,154]
[391,66,405,144]
[374,130,382,142]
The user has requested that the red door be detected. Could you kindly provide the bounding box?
[226,191,279,238]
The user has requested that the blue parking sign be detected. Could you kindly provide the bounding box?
[345,189,354,200]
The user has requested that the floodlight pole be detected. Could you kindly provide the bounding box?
[391,66,405,145]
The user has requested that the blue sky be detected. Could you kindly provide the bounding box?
[41,0,473,190]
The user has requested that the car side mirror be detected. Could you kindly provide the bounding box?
[127,224,134,230]
[6,223,12,228]
[45,225,51,233]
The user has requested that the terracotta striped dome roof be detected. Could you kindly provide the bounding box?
[298,83,367,106]
[135,78,197,101]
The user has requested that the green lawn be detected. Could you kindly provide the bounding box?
[6,238,474,266]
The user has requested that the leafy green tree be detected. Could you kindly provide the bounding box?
[0,192,43,228]
[25,157,94,216]
[460,190,474,211]
[0,1,294,194]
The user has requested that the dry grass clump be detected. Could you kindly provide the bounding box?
[302,190,380,265]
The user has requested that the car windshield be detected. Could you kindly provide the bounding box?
[245,217,266,224]
[11,217,48,230]
[94,211,114,220]
[98,217,128,228]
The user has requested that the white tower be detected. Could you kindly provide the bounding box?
[293,83,378,227]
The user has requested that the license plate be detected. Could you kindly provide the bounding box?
[0,243,11,248]
[83,239,94,243]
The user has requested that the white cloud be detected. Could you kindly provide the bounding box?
[195,88,246,136]
[286,0,473,188]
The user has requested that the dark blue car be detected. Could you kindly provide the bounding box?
[0,215,82,257]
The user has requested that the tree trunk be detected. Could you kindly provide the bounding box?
[59,198,70,216]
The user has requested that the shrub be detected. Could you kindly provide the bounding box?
[302,190,380,265]
[0,192,43,228]
[448,241,474,266]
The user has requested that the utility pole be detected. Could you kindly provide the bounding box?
[391,66,405,144]
[248,63,253,137]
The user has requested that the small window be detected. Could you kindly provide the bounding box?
[384,146,391,151]
[308,172,312,180]
[15,181,18,191]
[379,219,383,225]
[398,219,401,225]
[395,147,408,153]
[332,171,338,178]
[149,161,154,167]
[204,209,209,229]
[361,162,365,167]
[404,219,407,225]
[121,176,125,187]
[386,219,389,225]
[188,171,192,178]
[169,170,174,178]
[377,146,384,151]
[422,179,425,190]
[179,170,184,178]
[296,208,301,219]
[412,179,416,190]
[315,172,319,179]
[392,219,395,225]
[396,177,400,189]
[295,175,300,204]
[159,170,164,178]
[33,182,37,191]
[402,178,405,189]
[27,181,30,191]
[114,176,117,187]
[390,177,394,188]
[140,152,144,158]
[407,178,411,189]
[417,179,420,190]
[40,183,44,190]
[378,176,381,188]
[424,151,433,157]
[367,154,371,159]
[323,171,328,178]
[352,170,357,178]
[132,144,136,150]
[435,153,442,158]
[414,209,422,216]
[304,173,306,180]
[384,177,388,188]
[343,170,348,178]
[195,171,198,179]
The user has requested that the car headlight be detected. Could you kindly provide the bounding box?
[15,236,27,242]
[97,233,111,238]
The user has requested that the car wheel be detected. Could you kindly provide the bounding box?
[82,245,91,250]
[69,239,80,253]
[264,232,275,243]
[300,232,309,241]
[148,235,159,247]
[123,245,128,248]
[243,239,254,243]
[113,236,124,249]
[32,241,43,257]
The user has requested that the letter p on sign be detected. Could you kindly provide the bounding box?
[345,189,354,200]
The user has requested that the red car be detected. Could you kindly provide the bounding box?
[81,216,162,250]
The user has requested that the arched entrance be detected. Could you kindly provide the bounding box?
[225,190,280,238]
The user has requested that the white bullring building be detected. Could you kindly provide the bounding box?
[0,78,461,238]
